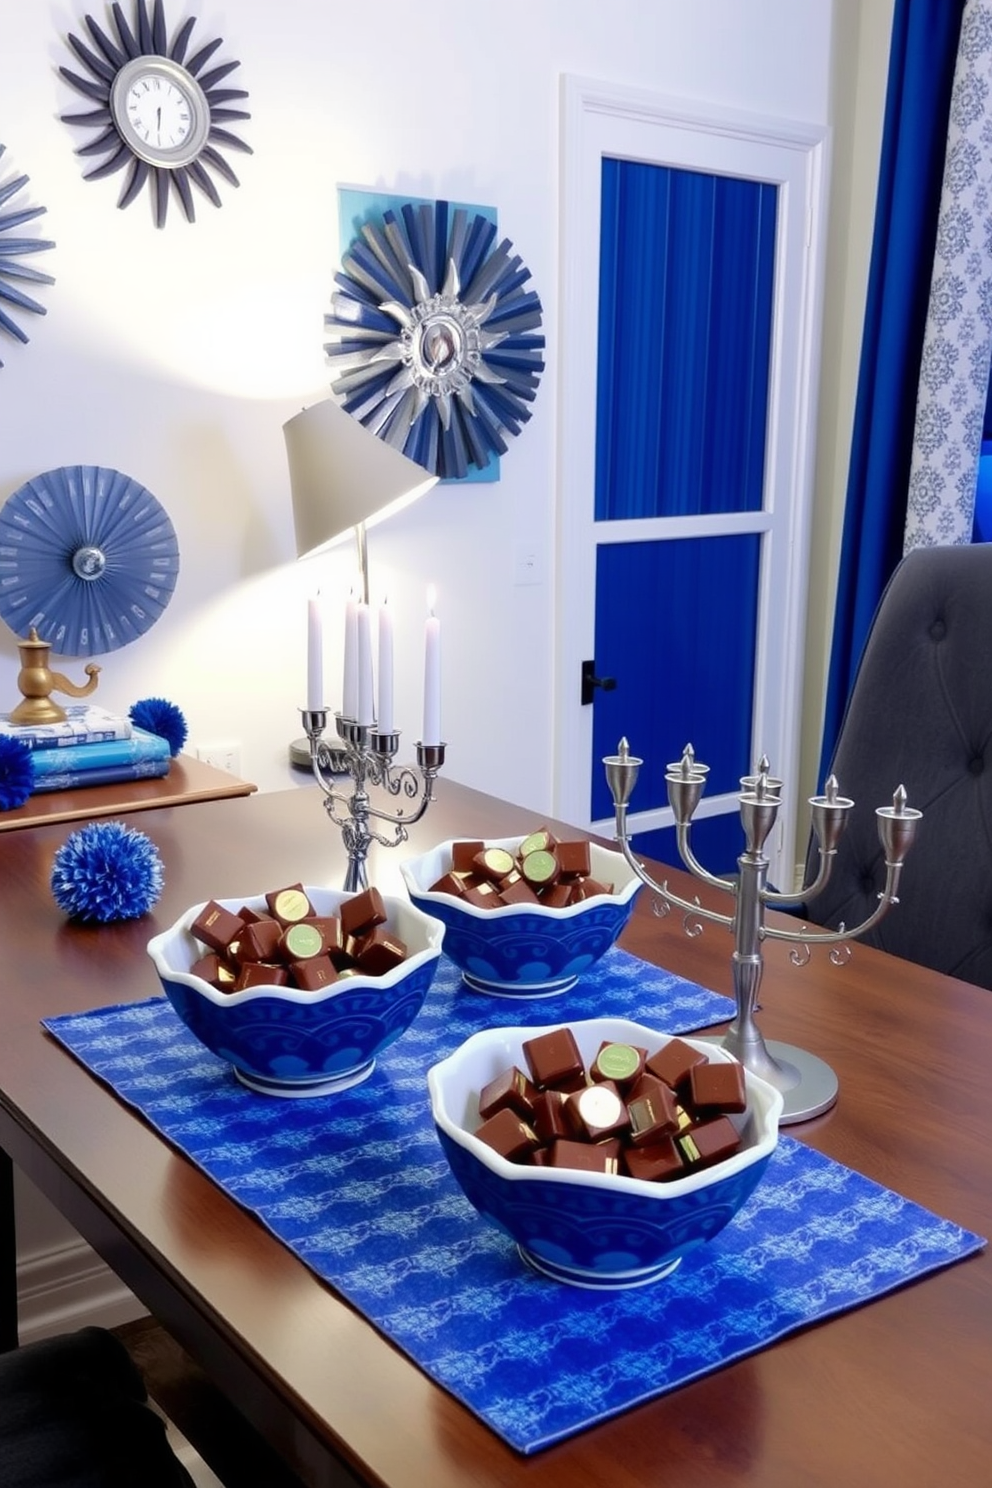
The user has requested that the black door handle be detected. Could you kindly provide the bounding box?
[581,659,617,706]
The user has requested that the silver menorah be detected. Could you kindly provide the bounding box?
[604,740,922,1124]
[301,709,445,892]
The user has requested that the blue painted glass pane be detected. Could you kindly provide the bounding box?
[596,158,777,519]
[632,814,746,881]
[973,442,992,541]
[589,534,761,822]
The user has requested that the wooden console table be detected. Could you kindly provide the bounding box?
[0,753,256,832]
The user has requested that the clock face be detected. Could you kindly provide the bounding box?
[110,57,210,169]
[59,0,252,228]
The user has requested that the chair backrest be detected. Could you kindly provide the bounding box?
[805,543,992,989]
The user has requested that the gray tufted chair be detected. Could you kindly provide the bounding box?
[804,543,992,990]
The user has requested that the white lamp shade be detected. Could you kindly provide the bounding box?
[284,399,438,560]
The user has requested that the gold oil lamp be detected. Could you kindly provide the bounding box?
[9,628,101,725]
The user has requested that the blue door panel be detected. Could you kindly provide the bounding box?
[589,534,761,823]
[596,158,777,521]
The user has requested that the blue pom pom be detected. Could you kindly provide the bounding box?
[51,820,164,923]
[129,697,188,757]
[0,734,34,810]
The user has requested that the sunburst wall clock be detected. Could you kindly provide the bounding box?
[0,145,55,369]
[59,0,252,229]
[325,194,545,481]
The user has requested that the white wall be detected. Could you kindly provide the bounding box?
[2,0,833,813]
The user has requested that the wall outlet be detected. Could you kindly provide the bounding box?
[195,742,242,776]
[514,542,545,587]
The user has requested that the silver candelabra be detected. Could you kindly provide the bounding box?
[301,709,445,892]
[604,740,922,1124]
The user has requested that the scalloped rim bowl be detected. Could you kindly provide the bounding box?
[428,1016,783,1288]
[147,887,445,1097]
[400,836,642,997]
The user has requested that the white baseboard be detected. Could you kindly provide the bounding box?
[16,1237,147,1345]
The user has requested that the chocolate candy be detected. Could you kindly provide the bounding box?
[538,883,573,909]
[624,1137,684,1182]
[556,840,591,878]
[478,1066,539,1122]
[626,1074,680,1145]
[238,918,283,963]
[280,921,324,961]
[353,927,408,976]
[472,846,516,883]
[462,881,500,909]
[233,961,289,991]
[498,876,541,907]
[470,1026,748,1186]
[547,1137,622,1175]
[191,901,245,954]
[564,1082,629,1142]
[519,828,557,857]
[429,870,467,897]
[340,885,388,938]
[522,1027,584,1090]
[520,849,559,886]
[689,1059,747,1113]
[476,1107,541,1163]
[645,1036,708,1094]
[569,877,612,901]
[591,1041,647,1088]
[265,884,313,926]
[290,956,338,991]
[678,1115,741,1170]
[190,951,228,987]
[189,886,411,992]
[531,1089,570,1143]
[427,830,616,910]
[307,916,346,963]
[451,840,485,872]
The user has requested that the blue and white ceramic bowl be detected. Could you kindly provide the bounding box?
[400,836,642,997]
[428,1017,782,1289]
[148,887,444,1098]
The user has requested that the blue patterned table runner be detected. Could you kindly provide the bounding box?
[44,948,985,1454]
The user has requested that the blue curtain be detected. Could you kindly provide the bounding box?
[818,0,965,783]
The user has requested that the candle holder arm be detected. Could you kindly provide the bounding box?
[759,847,838,909]
[762,858,907,946]
[612,822,736,931]
[675,824,738,895]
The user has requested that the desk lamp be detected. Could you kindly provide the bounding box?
[284,398,438,766]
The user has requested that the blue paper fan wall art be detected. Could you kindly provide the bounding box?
[0,467,180,656]
[0,144,55,368]
[325,196,545,481]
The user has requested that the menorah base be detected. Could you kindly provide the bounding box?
[701,1034,838,1125]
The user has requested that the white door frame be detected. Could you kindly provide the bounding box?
[553,75,831,889]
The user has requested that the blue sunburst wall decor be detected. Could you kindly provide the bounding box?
[0,144,55,369]
[0,466,180,657]
[59,0,252,230]
[325,192,545,482]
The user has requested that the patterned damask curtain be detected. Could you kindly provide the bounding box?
[904,0,992,549]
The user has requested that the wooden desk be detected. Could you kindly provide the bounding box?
[0,782,988,1487]
[0,752,256,831]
